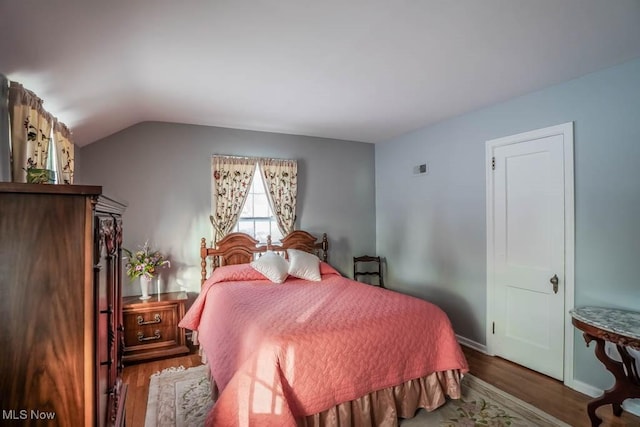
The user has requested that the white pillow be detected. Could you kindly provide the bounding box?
[250,251,289,283]
[287,248,321,281]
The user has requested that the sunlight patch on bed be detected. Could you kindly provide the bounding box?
[284,345,296,383]
[248,346,285,415]
[251,381,284,415]
[296,293,330,323]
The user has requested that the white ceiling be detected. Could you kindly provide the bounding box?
[1,1,640,147]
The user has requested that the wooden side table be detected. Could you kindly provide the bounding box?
[570,306,640,426]
[122,292,190,363]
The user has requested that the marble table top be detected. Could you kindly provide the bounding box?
[570,306,640,342]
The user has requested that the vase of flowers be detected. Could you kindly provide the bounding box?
[123,242,170,300]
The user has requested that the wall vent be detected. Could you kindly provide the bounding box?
[412,163,429,176]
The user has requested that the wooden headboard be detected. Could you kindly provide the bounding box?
[200,230,328,285]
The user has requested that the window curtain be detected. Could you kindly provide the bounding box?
[53,121,75,184]
[210,156,256,243]
[8,82,53,183]
[258,158,297,235]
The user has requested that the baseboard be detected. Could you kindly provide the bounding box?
[456,334,487,354]
[567,379,601,397]
[569,379,640,417]
[624,400,640,417]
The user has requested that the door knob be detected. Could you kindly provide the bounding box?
[550,274,559,294]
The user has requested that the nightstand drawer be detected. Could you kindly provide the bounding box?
[122,292,189,363]
[123,307,178,347]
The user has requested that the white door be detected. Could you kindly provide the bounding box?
[486,123,574,381]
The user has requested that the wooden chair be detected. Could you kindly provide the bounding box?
[353,255,384,287]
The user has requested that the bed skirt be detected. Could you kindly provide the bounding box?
[209,369,463,427]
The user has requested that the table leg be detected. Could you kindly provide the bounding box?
[612,403,623,417]
[583,334,640,427]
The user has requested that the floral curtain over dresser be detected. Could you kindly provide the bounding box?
[258,158,297,235]
[210,156,256,243]
[53,121,75,184]
[7,81,75,184]
[8,82,53,183]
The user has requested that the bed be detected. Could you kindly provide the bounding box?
[179,230,468,426]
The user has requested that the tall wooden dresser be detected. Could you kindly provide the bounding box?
[0,183,127,426]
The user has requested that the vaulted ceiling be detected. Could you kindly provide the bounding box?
[2,0,640,147]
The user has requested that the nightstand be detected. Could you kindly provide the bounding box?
[122,291,190,363]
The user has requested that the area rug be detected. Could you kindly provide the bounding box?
[145,366,569,426]
[145,365,213,427]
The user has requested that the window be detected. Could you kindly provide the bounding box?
[234,165,283,242]
[46,135,58,183]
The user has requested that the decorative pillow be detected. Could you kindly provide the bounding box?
[287,248,321,281]
[209,263,269,284]
[250,251,289,283]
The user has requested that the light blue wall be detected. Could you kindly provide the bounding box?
[375,58,640,390]
[78,122,376,296]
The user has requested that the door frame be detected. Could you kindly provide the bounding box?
[485,122,575,385]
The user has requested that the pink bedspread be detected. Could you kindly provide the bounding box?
[179,264,468,426]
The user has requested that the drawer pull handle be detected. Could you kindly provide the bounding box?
[137,314,162,325]
[138,330,161,342]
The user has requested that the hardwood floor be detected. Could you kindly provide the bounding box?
[461,346,640,427]
[122,346,640,426]
[122,354,203,427]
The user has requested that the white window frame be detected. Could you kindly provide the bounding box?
[233,165,282,243]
